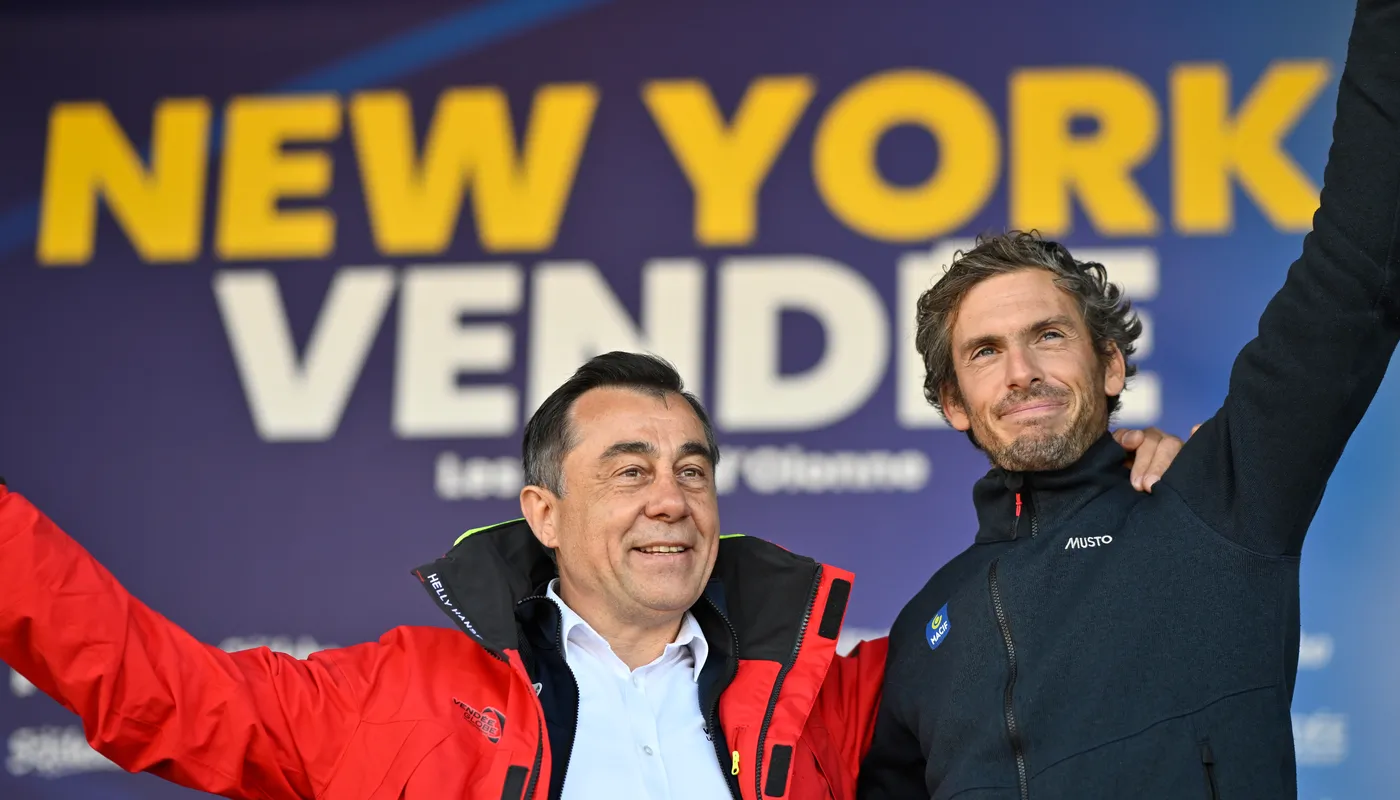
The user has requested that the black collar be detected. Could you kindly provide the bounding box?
[412,521,827,663]
[972,431,1130,544]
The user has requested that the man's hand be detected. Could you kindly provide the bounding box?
[1113,427,1191,493]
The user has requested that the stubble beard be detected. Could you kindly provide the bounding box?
[974,386,1106,473]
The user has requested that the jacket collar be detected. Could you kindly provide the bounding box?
[412,520,845,664]
[544,578,710,681]
[973,430,1129,544]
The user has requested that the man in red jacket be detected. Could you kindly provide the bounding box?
[0,350,1182,799]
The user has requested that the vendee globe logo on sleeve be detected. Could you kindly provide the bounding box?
[926,604,951,651]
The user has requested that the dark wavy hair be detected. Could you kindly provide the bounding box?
[915,230,1142,420]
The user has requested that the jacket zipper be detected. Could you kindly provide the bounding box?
[1012,487,1039,539]
[1012,492,1020,539]
[704,595,743,800]
[516,594,577,800]
[549,598,581,798]
[753,566,823,799]
[989,560,1029,800]
[1201,742,1219,800]
[558,624,580,795]
[523,711,545,799]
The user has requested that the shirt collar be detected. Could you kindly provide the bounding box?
[545,579,709,682]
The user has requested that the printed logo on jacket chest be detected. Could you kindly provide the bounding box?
[926,604,951,651]
[453,698,506,743]
[1064,535,1113,550]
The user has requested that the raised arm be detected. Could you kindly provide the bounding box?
[1162,0,1400,556]
[0,484,375,799]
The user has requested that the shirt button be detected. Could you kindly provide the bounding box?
[631,675,641,688]
[643,745,654,756]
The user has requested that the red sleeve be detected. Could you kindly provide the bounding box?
[0,486,374,800]
[815,636,889,778]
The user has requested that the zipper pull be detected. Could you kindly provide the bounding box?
[1012,492,1023,539]
[1005,473,1025,539]
[731,750,740,776]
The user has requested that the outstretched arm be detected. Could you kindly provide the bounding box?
[1162,0,1400,556]
[0,484,376,799]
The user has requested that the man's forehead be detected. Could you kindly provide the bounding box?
[954,270,1081,338]
[568,387,705,445]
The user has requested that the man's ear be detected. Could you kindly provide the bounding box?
[1103,342,1127,399]
[520,485,560,549]
[940,383,972,432]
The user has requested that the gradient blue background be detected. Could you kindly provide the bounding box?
[0,0,1389,797]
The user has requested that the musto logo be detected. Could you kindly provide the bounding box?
[926,604,951,651]
[1064,535,1113,550]
[453,698,506,744]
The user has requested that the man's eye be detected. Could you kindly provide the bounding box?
[1041,330,1064,341]
[974,346,996,359]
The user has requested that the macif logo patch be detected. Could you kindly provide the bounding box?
[926,604,951,651]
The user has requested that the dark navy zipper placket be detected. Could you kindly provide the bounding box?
[514,595,583,800]
[989,560,1029,800]
[517,595,555,800]
[1011,478,1039,539]
[704,595,743,800]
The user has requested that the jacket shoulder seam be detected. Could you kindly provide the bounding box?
[1152,481,1301,563]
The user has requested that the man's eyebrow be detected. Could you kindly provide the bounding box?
[959,331,1004,357]
[1026,315,1075,334]
[958,316,1079,355]
[678,441,715,464]
[599,441,657,461]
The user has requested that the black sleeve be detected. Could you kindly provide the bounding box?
[1161,0,1400,557]
[856,645,928,799]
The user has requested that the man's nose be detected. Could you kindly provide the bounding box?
[645,471,688,521]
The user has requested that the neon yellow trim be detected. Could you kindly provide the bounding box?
[719,533,746,540]
[453,518,525,547]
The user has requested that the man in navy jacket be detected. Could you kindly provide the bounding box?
[858,1,1400,797]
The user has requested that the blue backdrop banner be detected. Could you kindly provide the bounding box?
[0,0,1389,797]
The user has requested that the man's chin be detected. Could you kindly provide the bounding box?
[988,429,1085,472]
[629,584,705,615]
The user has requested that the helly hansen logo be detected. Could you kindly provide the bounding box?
[424,572,483,640]
[1065,535,1113,550]
[453,698,505,743]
